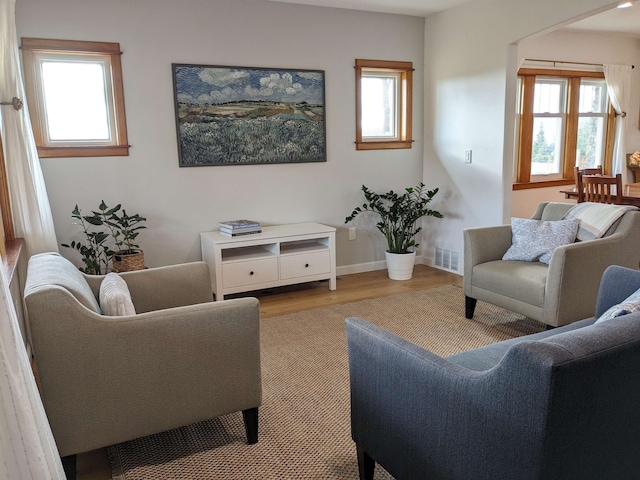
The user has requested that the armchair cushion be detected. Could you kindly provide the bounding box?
[99,273,136,316]
[502,217,578,264]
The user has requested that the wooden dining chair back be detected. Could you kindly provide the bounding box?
[574,166,603,203]
[582,174,622,204]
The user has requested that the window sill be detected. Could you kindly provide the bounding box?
[513,179,574,190]
[356,140,413,151]
[37,145,130,158]
[4,238,24,284]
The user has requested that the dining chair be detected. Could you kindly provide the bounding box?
[574,165,603,202]
[581,173,622,204]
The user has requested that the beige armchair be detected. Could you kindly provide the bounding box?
[463,202,640,327]
[24,253,262,479]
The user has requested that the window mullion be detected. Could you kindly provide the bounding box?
[517,75,535,183]
[563,77,580,180]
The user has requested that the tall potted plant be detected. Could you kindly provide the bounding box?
[345,183,443,280]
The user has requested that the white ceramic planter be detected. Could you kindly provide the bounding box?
[385,251,416,280]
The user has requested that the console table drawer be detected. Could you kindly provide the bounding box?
[222,258,278,288]
[280,251,331,280]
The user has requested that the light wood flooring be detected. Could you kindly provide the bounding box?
[75,265,462,480]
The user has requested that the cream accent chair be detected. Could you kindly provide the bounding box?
[24,253,262,480]
[463,202,640,328]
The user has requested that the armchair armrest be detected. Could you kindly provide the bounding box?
[463,225,511,294]
[545,231,639,324]
[463,225,512,266]
[345,317,565,480]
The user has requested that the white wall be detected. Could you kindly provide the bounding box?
[15,0,425,271]
[421,0,619,262]
[512,29,640,218]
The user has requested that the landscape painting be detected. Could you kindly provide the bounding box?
[172,64,326,166]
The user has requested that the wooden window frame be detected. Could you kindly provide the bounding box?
[514,68,614,190]
[21,38,129,158]
[355,59,413,150]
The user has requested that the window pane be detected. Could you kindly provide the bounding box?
[533,80,565,114]
[41,61,110,141]
[576,116,605,168]
[531,117,562,175]
[361,75,397,138]
[579,81,606,113]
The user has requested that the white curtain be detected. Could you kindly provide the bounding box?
[0,262,65,479]
[0,0,65,478]
[0,0,58,256]
[603,64,632,184]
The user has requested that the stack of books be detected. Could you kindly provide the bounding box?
[219,219,262,237]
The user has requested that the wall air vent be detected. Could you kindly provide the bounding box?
[435,247,460,272]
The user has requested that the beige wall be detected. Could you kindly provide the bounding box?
[16,0,425,272]
[16,0,622,274]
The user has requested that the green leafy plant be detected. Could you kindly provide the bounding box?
[108,210,147,254]
[61,204,113,274]
[345,183,443,254]
[61,200,146,274]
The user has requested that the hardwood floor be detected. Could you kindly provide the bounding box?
[75,265,461,480]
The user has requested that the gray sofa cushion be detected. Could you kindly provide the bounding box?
[26,252,101,313]
[447,317,596,371]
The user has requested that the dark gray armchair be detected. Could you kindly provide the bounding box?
[346,265,640,480]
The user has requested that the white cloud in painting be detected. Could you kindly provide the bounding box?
[198,68,249,87]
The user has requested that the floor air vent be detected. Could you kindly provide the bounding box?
[435,247,460,272]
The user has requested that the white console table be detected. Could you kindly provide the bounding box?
[200,222,336,301]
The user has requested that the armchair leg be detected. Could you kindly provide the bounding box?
[61,454,76,480]
[242,407,259,444]
[465,296,477,319]
[356,445,375,480]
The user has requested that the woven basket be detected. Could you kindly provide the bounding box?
[111,250,145,273]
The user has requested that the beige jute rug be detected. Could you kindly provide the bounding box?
[108,285,544,479]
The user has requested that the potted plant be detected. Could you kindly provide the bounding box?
[108,209,147,273]
[345,183,443,280]
[62,200,146,274]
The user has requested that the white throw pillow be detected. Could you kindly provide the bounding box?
[596,287,640,324]
[502,218,579,265]
[99,273,136,316]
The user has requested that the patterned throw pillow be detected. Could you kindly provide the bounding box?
[502,218,579,265]
[595,287,640,324]
[99,272,136,316]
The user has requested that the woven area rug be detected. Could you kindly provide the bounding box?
[108,285,544,479]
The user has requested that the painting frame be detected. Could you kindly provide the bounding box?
[172,63,326,167]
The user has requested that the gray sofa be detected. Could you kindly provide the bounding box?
[24,252,262,479]
[463,201,640,327]
[346,265,640,480]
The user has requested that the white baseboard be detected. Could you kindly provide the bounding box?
[336,254,433,276]
[336,260,386,276]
